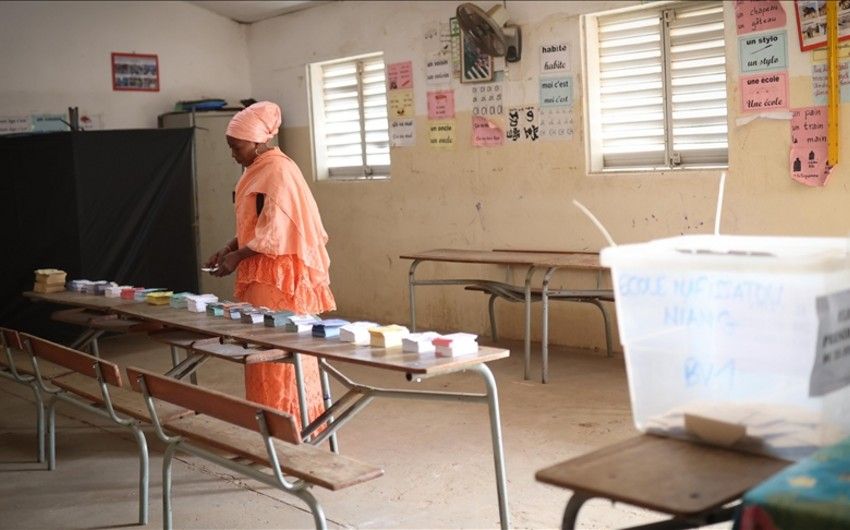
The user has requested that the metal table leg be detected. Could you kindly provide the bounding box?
[561,492,592,530]
[523,266,535,380]
[541,267,557,384]
[408,259,422,332]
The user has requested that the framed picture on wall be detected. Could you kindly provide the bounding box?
[794,0,850,51]
[112,52,160,92]
[460,31,494,83]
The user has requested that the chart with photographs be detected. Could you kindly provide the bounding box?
[112,53,159,92]
[794,0,850,51]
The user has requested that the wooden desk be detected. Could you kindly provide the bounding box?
[400,249,609,383]
[25,290,511,529]
[536,434,789,530]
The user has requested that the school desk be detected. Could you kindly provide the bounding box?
[400,249,611,383]
[24,290,512,529]
[536,434,789,530]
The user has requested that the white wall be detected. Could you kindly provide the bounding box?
[0,1,251,129]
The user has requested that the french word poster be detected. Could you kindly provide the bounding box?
[540,76,572,107]
[427,90,455,119]
[389,89,415,119]
[429,119,455,148]
[506,106,540,143]
[473,116,504,147]
[387,61,413,90]
[735,0,786,35]
[740,72,788,112]
[390,118,415,147]
[790,106,830,186]
[738,31,787,73]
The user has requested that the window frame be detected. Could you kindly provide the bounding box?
[308,52,391,181]
[582,0,730,174]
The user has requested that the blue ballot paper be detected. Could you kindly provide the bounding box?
[312,319,351,338]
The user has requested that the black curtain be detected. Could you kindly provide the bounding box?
[0,129,197,342]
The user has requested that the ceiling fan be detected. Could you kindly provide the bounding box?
[456,2,522,63]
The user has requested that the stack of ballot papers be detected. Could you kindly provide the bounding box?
[402,332,442,353]
[146,291,173,305]
[339,322,378,345]
[95,282,116,295]
[312,319,350,338]
[240,308,267,324]
[285,315,321,333]
[33,269,67,293]
[121,287,143,300]
[86,281,110,295]
[224,303,250,320]
[369,325,410,348]
[105,285,132,298]
[68,279,90,293]
[186,294,218,313]
[169,292,193,309]
[135,288,164,302]
[433,333,478,357]
[206,302,226,317]
[264,311,294,327]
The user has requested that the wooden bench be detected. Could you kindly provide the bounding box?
[464,283,615,356]
[20,333,189,526]
[1,327,76,463]
[127,366,384,530]
[51,307,161,356]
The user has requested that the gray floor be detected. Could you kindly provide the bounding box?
[0,333,709,529]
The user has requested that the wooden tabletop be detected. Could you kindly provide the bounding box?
[399,249,605,270]
[25,291,509,375]
[535,434,789,517]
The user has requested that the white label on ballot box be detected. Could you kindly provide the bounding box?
[811,288,850,397]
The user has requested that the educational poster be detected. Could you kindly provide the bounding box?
[540,77,573,107]
[423,20,451,55]
[390,118,415,147]
[810,288,850,396]
[738,31,788,73]
[0,115,32,134]
[540,42,570,74]
[794,0,850,51]
[429,119,456,148]
[427,90,455,119]
[740,72,788,112]
[471,84,503,117]
[388,89,415,119]
[461,31,494,83]
[450,17,462,80]
[426,54,452,85]
[539,107,574,141]
[790,106,830,186]
[812,61,850,104]
[387,61,413,90]
[506,106,540,143]
[472,116,504,147]
[735,1,786,35]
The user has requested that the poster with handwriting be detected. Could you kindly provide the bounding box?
[540,42,570,74]
[790,106,830,186]
[472,116,504,147]
[471,84,503,117]
[387,61,413,90]
[740,72,788,113]
[812,61,850,105]
[426,55,452,85]
[739,31,787,73]
[429,119,455,148]
[735,0,786,35]
[390,119,415,147]
[506,106,539,143]
[388,89,414,119]
[427,90,455,119]
[539,107,574,141]
[540,76,572,107]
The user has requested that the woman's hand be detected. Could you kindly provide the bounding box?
[213,250,241,277]
[204,247,229,270]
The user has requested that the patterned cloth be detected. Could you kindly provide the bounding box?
[734,437,850,530]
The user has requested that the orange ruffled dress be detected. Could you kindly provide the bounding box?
[234,147,336,426]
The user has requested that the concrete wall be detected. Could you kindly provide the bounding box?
[247,0,850,352]
[0,1,251,129]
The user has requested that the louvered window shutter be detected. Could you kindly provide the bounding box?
[321,54,390,178]
[595,1,727,170]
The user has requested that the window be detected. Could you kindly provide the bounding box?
[308,52,390,180]
[584,1,728,171]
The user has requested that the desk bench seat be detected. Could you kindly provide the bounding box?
[127,366,383,529]
[464,283,615,356]
[51,308,161,356]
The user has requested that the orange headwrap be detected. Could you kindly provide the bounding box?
[226,101,282,144]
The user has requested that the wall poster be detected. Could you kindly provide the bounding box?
[112,52,159,92]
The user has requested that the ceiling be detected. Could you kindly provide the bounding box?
[190,1,329,23]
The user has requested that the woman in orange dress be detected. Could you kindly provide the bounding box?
[205,101,335,426]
